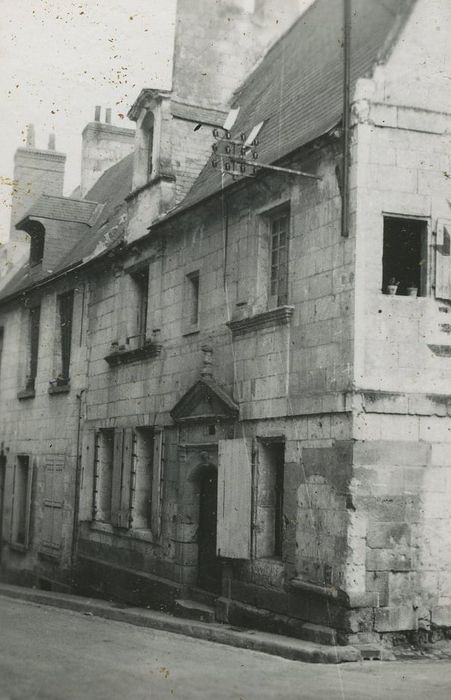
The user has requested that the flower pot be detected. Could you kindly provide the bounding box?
[386,285,398,295]
[407,287,418,297]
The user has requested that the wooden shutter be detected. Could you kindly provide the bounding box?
[436,219,451,301]
[217,438,253,559]
[41,455,64,556]
[111,430,124,526]
[151,429,164,538]
[118,429,134,528]
[11,456,33,548]
[92,432,100,520]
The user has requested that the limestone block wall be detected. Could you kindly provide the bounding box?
[0,278,89,583]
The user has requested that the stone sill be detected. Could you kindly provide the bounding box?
[182,326,200,337]
[89,521,156,544]
[227,305,294,337]
[9,542,28,553]
[17,388,36,401]
[105,343,162,367]
[38,547,61,561]
[290,577,339,600]
[48,382,70,395]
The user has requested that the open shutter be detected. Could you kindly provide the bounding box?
[118,429,133,528]
[151,429,164,538]
[217,438,253,559]
[41,455,64,556]
[435,219,451,301]
[111,430,124,527]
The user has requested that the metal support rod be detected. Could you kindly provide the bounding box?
[232,157,322,180]
[341,0,352,237]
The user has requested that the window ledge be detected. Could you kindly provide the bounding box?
[48,382,70,395]
[38,546,61,561]
[89,521,156,544]
[17,388,36,401]
[227,305,294,337]
[105,342,162,367]
[9,541,28,553]
[290,577,339,599]
[182,326,200,337]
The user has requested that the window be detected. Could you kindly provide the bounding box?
[41,455,64,557]
[269,211,289,307]
[256,440,285,559]
[26,306,41,392]
[0,327,4,383]
[142,111,154,180]
[184,271,200,331]
[29,221,45,266]
[11,455,33,548]
[130,428,154,530]
[92,430,114,523]
[382,217,427,296]
[58,291,74,383]
[131,268,149,346]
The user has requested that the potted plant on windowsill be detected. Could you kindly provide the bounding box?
[386,277,400,295]
[406,283,418,297]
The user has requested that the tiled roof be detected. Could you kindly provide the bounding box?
[166,0,417,218]
[16,195,99,226]
[0,154,133,302]
[170,100,227,127]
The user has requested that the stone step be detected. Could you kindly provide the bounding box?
[299,623,338,646]
[174,598,215,623]
[186,586,218,608]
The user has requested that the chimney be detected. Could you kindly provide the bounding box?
[80,106,135,198]
[9,125,66,242]
[171,0,303,110]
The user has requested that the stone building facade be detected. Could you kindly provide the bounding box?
[0,0,450,646]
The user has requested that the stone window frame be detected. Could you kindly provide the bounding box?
[255,199,292,314]
[10,453,33,552]
[183,268,201,336]
[381,213,431,298]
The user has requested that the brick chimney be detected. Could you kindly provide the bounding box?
[171,0,304,110]
[9,126,66,242]
[80,106,135,197]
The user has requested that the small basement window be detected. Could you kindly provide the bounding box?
[382,217,427,296]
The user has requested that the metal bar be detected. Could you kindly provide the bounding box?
[341,0,352,237]
[234,157,322,180]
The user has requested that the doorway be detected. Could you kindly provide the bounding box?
[197,467,221,593]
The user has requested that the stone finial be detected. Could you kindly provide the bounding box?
[48,133,56,151]
[26,124,35,148]
[105,108,112,124]
[201,345,213,378]
[94,105,101,122]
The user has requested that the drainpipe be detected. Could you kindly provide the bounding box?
[71,388,86,569]
[341,0,352,238]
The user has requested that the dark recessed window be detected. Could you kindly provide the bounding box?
[58,291,74,383]
[187,271,200,326]
[131,267,149,346]
[382,217,427,296]
[29,221,45,266]
[269,211,289,307]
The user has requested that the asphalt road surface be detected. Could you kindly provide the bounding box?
[1,596,451,700]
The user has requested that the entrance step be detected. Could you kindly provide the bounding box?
[174,598,215,623]
[186,586,218,608]
[300,623,338,646]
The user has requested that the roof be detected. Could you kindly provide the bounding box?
[16,195,99,227]
[170,100,227,127]
[167,0,417,218]
[0,153,133,302]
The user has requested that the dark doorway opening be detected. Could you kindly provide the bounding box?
[197,467,221,594]
[382,217,427,295]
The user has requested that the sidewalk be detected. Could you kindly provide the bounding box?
[0,583,361,664]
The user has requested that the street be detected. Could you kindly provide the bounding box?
[0,596,450,700]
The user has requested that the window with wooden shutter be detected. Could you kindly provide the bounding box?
[151,429,164,538]
[130,428,154,530]
[58,290,74,383]
[436,219,451,301]
[110,429,134,529]
[217,438,253,559]
[92,429,114,523]
[11,455,33,549]
[27,306,41,391]
[40,455,64,557]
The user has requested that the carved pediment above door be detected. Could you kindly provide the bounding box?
[170,377,239,423]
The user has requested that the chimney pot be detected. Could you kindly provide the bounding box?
[26,124,35,148]
[48,133,56,151]
[105,108,112,125]
[94,105,101,122]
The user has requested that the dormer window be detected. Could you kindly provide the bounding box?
[142,111,154,181]
[28,221,45,266]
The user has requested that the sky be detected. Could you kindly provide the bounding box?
[0,0,177,242]
[0,0,315,244]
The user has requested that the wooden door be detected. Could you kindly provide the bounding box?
[197,468,221,594]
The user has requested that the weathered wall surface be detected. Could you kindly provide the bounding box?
[0,278,88,585]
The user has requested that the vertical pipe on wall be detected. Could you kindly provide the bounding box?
[341,0,352,238]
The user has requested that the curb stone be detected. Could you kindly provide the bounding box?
[0,583,360,664]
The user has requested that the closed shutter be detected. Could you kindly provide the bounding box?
[41,455,64,556]
[111,430,124,527]
[118,429,134,529]
[436,219,451,301]
[151,429,164,538]
[217,438,253,559]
